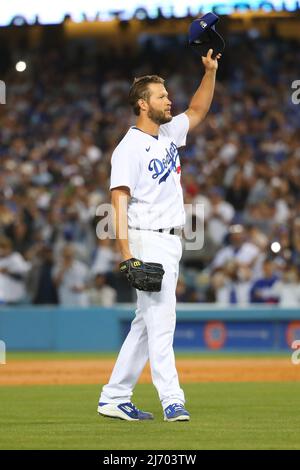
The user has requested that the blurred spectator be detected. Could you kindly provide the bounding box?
[269,178,291,225]
[210,261,252,305]
[52,244,89,306]
[181,221,218,270]
[212,225,260,272]
[206,187,235,246]
[249,259,279,304]
[243,200,277,236]
[91,238,119,275]
[225,171,250,213]
[291,219,300,270]
[182,193,218,270]
[176,275,198,302]
[87,273,117,306]
[0,236,31,304]
[0,199,15,228]
[4,205,34,253]
[273,266,300,307]
[27,244,58,305]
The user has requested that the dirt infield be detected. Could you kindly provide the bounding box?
[0,357,299,385]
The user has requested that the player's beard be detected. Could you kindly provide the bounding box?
[147,105,172,125]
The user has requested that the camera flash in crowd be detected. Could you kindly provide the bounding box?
[15,61,27,72]
[271,242,281,254]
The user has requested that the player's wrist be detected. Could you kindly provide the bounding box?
[204,68,216,75]
[120,252,134,262]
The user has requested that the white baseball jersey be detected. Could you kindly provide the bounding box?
[110,113,189,230]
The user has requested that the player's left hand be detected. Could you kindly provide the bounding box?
[119,258,165,292]
[202,49,221,71]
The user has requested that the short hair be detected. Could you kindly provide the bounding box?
[129,75,165,116]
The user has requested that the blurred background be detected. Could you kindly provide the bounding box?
[0,1,300,353]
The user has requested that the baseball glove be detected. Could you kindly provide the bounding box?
[119,258,165,292]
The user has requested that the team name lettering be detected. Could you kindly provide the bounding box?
[148,142,179,184]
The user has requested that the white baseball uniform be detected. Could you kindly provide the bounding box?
[99,112,189,409]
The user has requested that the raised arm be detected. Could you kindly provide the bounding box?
[111,187,133,262]
[185,49,221,131]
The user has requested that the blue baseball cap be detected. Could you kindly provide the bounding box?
[189,13,225,58]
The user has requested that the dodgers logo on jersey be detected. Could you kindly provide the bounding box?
[148,142,181,184]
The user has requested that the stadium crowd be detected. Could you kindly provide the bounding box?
[0,30,300,306]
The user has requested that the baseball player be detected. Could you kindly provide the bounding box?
[98,48,221,422]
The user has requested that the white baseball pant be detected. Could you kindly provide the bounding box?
[99,228,185,409]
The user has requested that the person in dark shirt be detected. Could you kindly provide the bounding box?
[28,244,58,305]
[226,171,249,212]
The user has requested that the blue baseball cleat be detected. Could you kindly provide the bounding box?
[164,403,190,422]
[98,402,154,421]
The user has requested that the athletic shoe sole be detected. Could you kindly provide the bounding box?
[98,404,139,421]
[164,415,190,422]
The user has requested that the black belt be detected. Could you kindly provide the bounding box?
[158,228,175,235]
[129,227,182,236]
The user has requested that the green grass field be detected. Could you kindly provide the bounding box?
[1,382,300,450]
